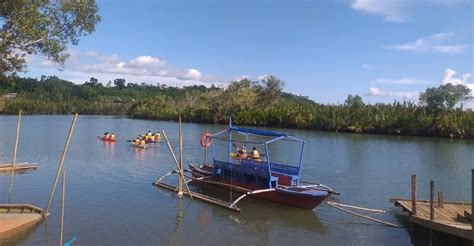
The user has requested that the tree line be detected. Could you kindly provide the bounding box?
[0,75,473,139]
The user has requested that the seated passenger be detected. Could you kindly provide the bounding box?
[250,147,260,160]
[238,146,248,159]
[110,133,116,140]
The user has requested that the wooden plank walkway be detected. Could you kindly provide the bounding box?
[390,198,472,240]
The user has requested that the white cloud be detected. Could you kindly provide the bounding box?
[350,0,470,22]
[351,0,405,22]
[31,49,219,87]
[361,64,374,69]
[368,87,419,98]
[373,78,428,85]
[382,32,466,54]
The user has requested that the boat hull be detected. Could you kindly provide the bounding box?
[189,164,330,210]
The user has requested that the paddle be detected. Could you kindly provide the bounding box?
[63,237,78,246]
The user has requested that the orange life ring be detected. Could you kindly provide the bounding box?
[200,132,212,147]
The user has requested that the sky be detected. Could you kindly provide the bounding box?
[24,0,473,106]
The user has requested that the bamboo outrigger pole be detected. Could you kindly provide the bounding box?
[161,130,193,199]
[8,110,21,203]
[45,113,78,216]
[178,116,183,197]
[60,171,66,246]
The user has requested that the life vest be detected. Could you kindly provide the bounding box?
[155,133,161,141]
[111,134,116,140]
[251,150,260,159]
[140,140,146,145]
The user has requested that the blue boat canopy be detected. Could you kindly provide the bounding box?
[229,126,287,138]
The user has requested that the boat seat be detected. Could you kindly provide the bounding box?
[270,175,279,188]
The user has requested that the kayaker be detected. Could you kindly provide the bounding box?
[140,138,146,145]
[155,132,161,141]
[110,133,116,141]
[250,147,260,160]
[134,137,140,145]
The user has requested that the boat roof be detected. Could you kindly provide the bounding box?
[229,126,288,137]
[211,125,306,144]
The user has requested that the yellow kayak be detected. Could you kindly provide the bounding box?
[132,143,147,149]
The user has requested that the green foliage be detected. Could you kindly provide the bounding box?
[419,84,472,112]
[0,75,473,139]
[0,0,101,75]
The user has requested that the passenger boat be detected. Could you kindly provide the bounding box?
[188,121,338,210]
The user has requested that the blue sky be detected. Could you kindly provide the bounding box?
[25,0,473,105]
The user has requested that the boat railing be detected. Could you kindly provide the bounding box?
[214,159,299,180]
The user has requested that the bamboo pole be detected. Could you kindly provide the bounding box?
[438,190,444,208]
[325,201,386,214]
[471,169,473,242]
[161,130,193,199]
[430,180,434,221]
[411,174,417,216]
[325,201,400,227]
[60,171,66,246]
[45,113,78,215]
[8,110,21,203]
[178,116,183,197]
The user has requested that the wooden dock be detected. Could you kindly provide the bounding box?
[390,198,472,240]
[390,172,473,242]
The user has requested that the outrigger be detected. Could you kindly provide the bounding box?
[154,118,339,211]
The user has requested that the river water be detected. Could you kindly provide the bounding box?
[0,115,472,245]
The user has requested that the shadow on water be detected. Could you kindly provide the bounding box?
[392,211,471,246]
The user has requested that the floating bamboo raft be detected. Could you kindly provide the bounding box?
[0,162,38,172]
[153,180,240,212]
[0,204,47,239]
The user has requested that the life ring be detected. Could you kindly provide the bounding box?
[200,132,212,147]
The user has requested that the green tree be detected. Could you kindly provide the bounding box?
[114,78,126,90]
[0,0,101,75]
[419,84,472,111]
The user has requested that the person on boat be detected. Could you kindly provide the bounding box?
[249,147,260,160]
[147,130,152,138]
[110,133,116,141]
[155,132,161,141]
[104,132,110,140]
[140,138,146,145]
[238,146,248,158]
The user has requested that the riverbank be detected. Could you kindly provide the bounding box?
[1,76,473,139]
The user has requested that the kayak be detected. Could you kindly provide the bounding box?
[99,137,116,142]
[132,143,147,149]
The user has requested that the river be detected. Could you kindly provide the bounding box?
[0,115,472,245]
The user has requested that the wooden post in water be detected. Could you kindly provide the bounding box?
[8,110,21,203]
[438,190,444,208]
[60,170,66,246]
[45,113,78,215]
[430,180,434,221]
[471,169,473,243]
[177,116,183,197]
[411,174,417,216]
